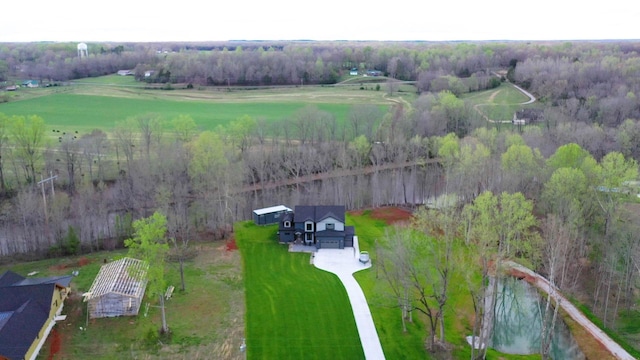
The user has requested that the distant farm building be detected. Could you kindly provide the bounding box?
[22,80,39,88]
[253,205,292,225]
[512,109,544,125]
[117,70,134,76]
[350,68,358,76]
[85,257,148,319]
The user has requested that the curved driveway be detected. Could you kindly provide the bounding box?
[313,238,385,360]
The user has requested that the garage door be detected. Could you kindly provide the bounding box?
[319,238,341,249]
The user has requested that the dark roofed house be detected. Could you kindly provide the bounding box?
[0,271,72,360]
[279,205,355,249]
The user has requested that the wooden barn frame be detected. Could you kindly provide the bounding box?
[85,257,148,319]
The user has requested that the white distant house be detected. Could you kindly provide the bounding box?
[350,68,358,76]
[117,70,133,76]
[85,257,148,319]
[22,80,39,88]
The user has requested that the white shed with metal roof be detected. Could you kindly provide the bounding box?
[252,205,292,225]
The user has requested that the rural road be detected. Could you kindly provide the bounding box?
[313,238,386,360]
[505,261,635,360]
[512,83,536,105]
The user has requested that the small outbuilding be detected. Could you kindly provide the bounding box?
[85,257,148,319]
[253,205,292,225]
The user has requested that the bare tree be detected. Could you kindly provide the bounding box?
[0,113,9,194]
[135,113,162,161]
[78,129,110,183]
[59,132,81,193]
[377,227,414,333]
[539,215,579,359]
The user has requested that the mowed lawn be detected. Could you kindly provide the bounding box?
[463,82,539,122]
[235,221,365,360]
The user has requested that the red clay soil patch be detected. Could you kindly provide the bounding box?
[51,257,91,271]
[47,327,61,360]
[226,238,238,251]
[508,268,537,284]
[369,207,413,225]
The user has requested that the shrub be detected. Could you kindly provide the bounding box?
[63,225,81,255]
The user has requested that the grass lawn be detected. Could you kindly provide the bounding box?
[0,76,402,134]
[0,93,355,133]
[0,241,245,360]
[463,83,540,122]
[235,221,364,360]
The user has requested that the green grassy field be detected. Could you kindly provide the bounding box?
[0,75,404,133]
[235,221,364,360]
[0,93,357,133]
[463,82,539,122]
[71,74,141,85]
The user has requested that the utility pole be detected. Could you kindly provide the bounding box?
[38,172,58,230]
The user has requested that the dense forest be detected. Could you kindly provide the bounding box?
[2,40,640,353]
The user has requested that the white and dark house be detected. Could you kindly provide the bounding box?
[278,205,355,249]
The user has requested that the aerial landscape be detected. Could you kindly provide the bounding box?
[1,2,640,360]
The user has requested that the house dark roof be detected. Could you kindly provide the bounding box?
[294,205,345,223]
[0,270,72,288]
[15,275,73,288]
[0,270,25,287]
[0,270,66,360]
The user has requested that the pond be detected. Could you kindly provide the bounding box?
[490,277,585,359]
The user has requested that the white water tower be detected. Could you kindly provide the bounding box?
[77,43,88,58]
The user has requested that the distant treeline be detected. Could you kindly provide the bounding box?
[4,40,640,126]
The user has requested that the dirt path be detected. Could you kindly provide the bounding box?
[487,90,501,102]
[505,261,634,360]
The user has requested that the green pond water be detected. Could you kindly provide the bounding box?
[490,277,585,359]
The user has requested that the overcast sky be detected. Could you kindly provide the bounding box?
[2,1,639,43]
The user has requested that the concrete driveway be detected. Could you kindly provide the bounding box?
[312,237,385,360]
